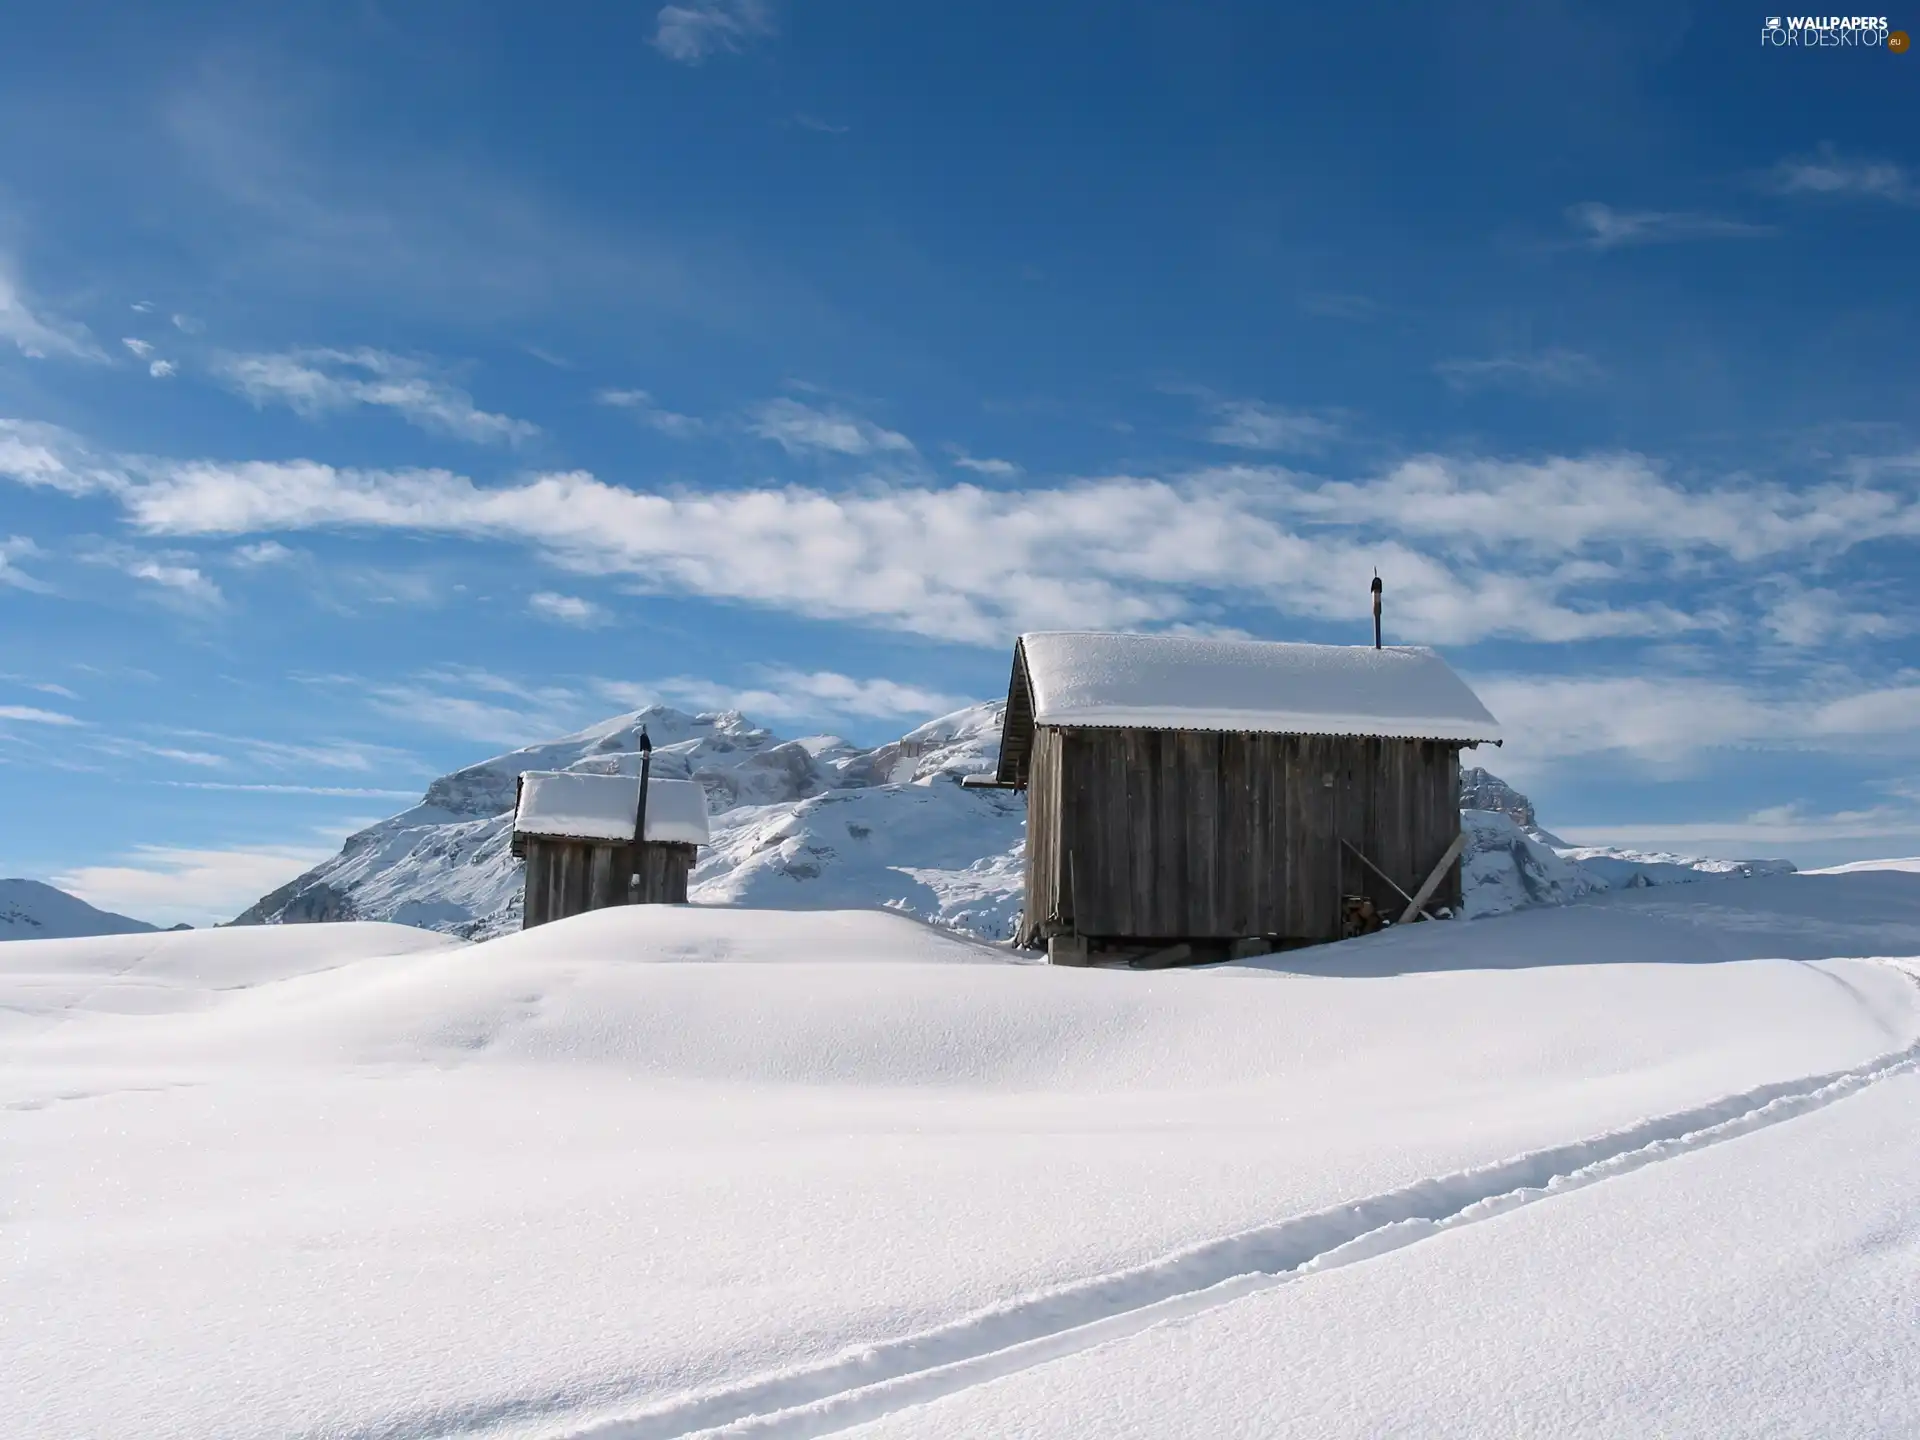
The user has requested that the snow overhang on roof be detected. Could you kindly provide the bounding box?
[513,771,711,846]
[1016,632,1503,744]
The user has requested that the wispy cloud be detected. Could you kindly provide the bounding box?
[231,539,295,566]
[0,704,82,726]
[0,674,78,699]
[214,348,537,444]
[792,114,849,134]
[1195,395,1342,453]
[1299,292,1381,322]
[91,547,225,606]
[149,359,177,379]
[1566,202,1774,250]
[1765,147,1917,205]
[0,535,51,593]
[123,337,154,358]
[1555,802,1920,850]
[1474,672,1920,768]
[528,591,608,626]
[653,0,776,63]
[334,666,591,746]
[600,667,966,724]
[152,781,418,797]
[11,418,1919,649]
[0,258,107,361]
[747,397,915,457]
[596,387,705,437]
[1435,349,1604,393]
[946,447,1022,478]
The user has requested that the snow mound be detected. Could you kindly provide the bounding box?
[1458,808,1604,918]
[0,878,157,942]
[1804,856,1920,876]
[0,921,460,1032]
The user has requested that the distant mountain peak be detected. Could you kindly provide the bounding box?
[0,879,159,942]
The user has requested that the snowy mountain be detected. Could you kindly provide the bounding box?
[233,702,1025,940]
[233,708,1793,940]
[0,879,159,942]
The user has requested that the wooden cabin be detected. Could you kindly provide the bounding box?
[510,771,711,929]
[987,632,1504,963]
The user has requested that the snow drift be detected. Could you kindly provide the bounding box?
[7,873,1919,1439]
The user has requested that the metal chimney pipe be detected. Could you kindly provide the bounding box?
[1371,572,1383,649]
[629,726,653,899]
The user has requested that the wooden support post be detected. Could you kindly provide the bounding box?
[1048,934,1090,967]
[1399,831,1467,925]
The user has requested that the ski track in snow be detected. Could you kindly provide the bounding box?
[480,963,1920,1440]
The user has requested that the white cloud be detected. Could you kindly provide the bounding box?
[1473,672,1920,767]
[596,388,705,437]
[1202,399,1342,453]
[0,704,81,725]
[1766,148,1916,205]
[1257,452,1920,565]
[528,590,608,626]
[748,397,915,458]
[232,539,295,566]
[171,313,204,334]
[150,359,177,379]
[123,337,154,358]
[76,539,226,606]
[53,840,340,928]
[215,348,536,444]
[947,449,1022,478]
[0,535,51,592]
[1566,203,1774,249]
[0,259,107,361]
[331,667,591,746]
[653,0,775,63]
[1555,803,1920,850]
[1435,349,1604,392]
[154,781,418,797]
[1759,583,1899,648]
[603,668,966,723]
[126,558,223,604]
[9,417,1919,650]
[0,674,78,699]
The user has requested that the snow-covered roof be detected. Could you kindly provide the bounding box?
[1016,632,1503,743]
[513,772,711,846]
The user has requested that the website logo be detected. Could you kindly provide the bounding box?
[1760,14,1903,46]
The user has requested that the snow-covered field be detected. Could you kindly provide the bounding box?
[7,872,1920,1438]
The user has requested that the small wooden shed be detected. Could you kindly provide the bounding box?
[988,632,1503,962]
[510,771,711,929]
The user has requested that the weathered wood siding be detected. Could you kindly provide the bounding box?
[1017,728,1462,947]
[521,838,696,929]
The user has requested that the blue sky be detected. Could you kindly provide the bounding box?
[2,1,1917,924]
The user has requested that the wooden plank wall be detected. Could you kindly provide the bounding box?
[1029,728,1461,945]
[1016,726,1065,947]
[521,839,696,928]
